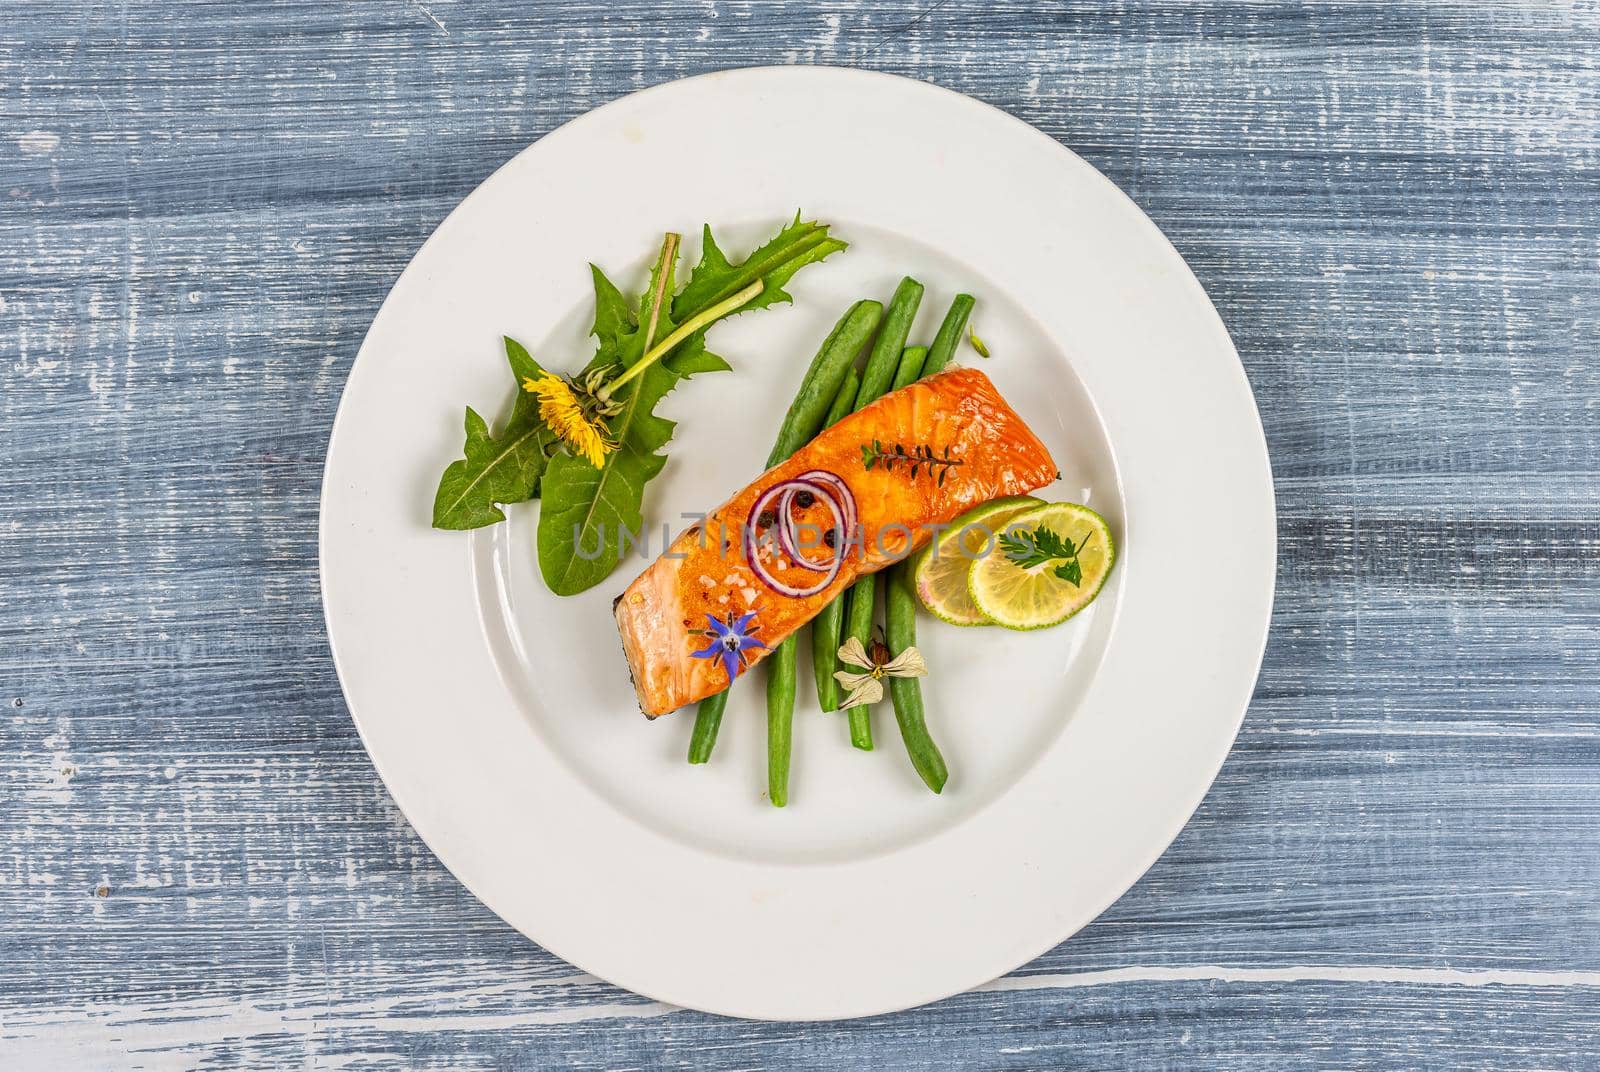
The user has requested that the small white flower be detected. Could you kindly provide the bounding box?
[880,647,927,678]
[834,672,884,710]
[833,638,928,710]
[836,636,875,670]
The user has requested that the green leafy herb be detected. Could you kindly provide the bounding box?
[859,439,966,485]
[673,216,844,321]
[536,218,845,595]
[431,338,558,529]
[999,525,1092,587]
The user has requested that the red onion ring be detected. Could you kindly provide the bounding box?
[777,480,843,569]
[743,472,857,598]
[792,469,858,545]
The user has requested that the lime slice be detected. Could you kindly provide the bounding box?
[913,496,1042,625]
[967,502,1115,630]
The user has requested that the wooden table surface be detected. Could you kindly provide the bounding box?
[3,1,1597,1067]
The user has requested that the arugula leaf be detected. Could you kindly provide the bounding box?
[662,333,732,377]
[1000,525,1091,587]
[588,263,634,355]
[430,264,639,531]
[537,237,688,594]
[431,338,557,529]
[537,219,843,595]
[674,215,846,320]
[536,358,684,595]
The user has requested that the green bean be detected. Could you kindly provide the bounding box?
[767,300,883,467]
[833,279,923,749]
[922,293,975,376]
[892,345,928,390]
[823,366,861,427]
[687,300,882,765]
[842,575,880,750]
[766,635,797,807]
[687,688,728,764]
[857,277,925,404]
[885,560,948,793]
[813,604,847,712]
[811,370,861,713]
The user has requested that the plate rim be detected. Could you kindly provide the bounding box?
[319,64,1276,1020]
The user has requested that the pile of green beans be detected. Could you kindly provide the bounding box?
[687,283,977,802]
[686,301,883,795]
[836,277,925,749]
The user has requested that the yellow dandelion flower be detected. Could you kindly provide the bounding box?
[523,373,615,469]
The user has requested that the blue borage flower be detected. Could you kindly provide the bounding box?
[690,612,768,682]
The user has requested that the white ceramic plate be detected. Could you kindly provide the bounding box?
[321,67,1274,1020]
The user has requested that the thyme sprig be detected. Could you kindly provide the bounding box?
[859,439,966,485]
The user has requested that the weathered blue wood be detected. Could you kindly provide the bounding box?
[2,0,1597,1067]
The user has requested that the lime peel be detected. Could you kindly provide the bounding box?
[912,496,1041,626]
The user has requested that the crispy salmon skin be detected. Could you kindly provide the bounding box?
[614,367,1056,717]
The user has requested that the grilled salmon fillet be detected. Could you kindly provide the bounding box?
[614,366,1057,717]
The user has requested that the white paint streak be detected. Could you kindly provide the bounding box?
[0,981,676,1070]
[17,130,60,154]
[980,965,1600,993]
[5,963,1593,1068]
